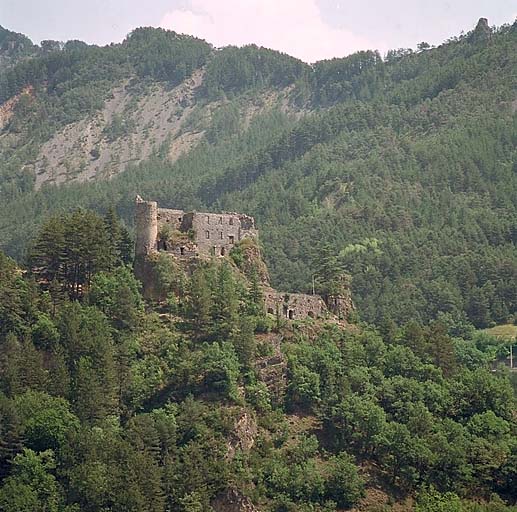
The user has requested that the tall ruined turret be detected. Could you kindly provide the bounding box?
[135,196,158,256]
[134,196,159,299]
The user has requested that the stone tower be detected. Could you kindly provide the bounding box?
[135,196,158,256]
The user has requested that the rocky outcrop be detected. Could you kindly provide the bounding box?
[212,488,260,512]
[0,86,33,131]
[326,292,354,320]
[255,334,287,403]
[227,411,257,460]
[470,17,492,43]
[234,238,270,285]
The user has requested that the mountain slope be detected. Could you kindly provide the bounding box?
[1,19,517,329]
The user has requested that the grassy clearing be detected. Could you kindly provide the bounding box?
[482,324,517,340]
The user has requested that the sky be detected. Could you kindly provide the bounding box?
[1,0,516,62]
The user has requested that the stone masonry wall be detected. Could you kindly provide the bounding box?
[135,198,158,256]
[187,211,257,257]
[157,208,185,231]
[264,290,328,320]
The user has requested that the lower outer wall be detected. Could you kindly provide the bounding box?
[264,290,327,320]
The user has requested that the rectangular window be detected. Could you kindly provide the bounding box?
[206,230,210,239]
[206,215,210,223]
[220,232,223,239]
[229,235,235,244]
[219,217,223,224]
[229,218,234,225]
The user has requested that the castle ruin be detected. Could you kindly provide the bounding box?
[134,196,352,321]
[135,196,257,259]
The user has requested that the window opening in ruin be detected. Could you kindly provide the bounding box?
[307,311,315,318]
[221,247,226,256]
[180,247,185,255]
[206,230,210,239]
[219,217,223,224]
[206,215,210,223]
[229,235,235,244]
[267,308,274,315]
[178,217,182,223]
[288,310,294,320]
[283,305,288,317]
[229,218,234,225]
[163,241,168,251]
[220,232,223,239]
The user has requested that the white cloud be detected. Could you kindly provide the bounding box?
[159,0,380,63]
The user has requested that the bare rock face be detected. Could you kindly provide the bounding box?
[33,71,205,189]
[326,292,354,320]
[212,488,260,512]
[255,334,287,404]
[475,17,490,33]
[227,411,257,460]
[238,240,270,285]
[0,86,33,130]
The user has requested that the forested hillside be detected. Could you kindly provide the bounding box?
[1,18,517,332]
[0,210,516,511]
[1,17,517,511]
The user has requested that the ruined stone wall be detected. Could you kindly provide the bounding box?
[137,203,259,259]
[189,212,257,257]
[157,208,185,231]
[264,290,328,320]
[135,199,158,256]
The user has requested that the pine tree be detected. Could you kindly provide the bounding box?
[28,215,66,287]
[187,267,213,340]
[212,262,239,340]
[30,210,113,299]
[47,345,70,399]
[0,333,23,396]
[104,206,121,269]
[0,396,25,480]
[231,317,256,369]
[246,266,264,317]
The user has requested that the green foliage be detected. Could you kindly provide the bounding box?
[88,266,143,330]
[124,27,211,85]
[204,44,309,99]
[5,24,516,328]
[1,232,517,509]
[312,50,384,105]
[324,452,365,508]
[416,487,463,512]
[205,102,241,143]
[0,26,36,64]
[0,449,61,512]
[29,209,129,299]
[13,391,79,451]
[0,252,36,337]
